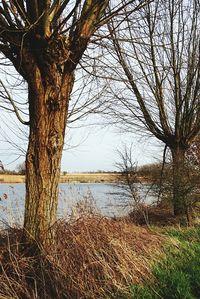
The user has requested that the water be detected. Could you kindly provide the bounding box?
[0,183,157,227]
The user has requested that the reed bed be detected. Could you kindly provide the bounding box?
[0,214,164,299]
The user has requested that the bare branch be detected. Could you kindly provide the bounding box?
[0,79,29,125]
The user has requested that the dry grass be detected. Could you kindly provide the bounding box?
[128,203,176,226]
[0,216,164,299]
[60,173,119,183]
[0,173,119,184]
[0,174,25,184]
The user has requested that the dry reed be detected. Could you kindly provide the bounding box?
[0,216,164,299]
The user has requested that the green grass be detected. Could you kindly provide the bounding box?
[129,226,200,299]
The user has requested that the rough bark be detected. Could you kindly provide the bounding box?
[23,58,74,246]
[171,146,188,223]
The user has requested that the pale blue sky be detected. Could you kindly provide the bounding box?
[0,111,163,172]
[60,124,163,172]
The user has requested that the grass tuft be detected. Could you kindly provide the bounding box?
[0,216,163,299]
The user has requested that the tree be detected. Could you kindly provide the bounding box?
[0,160,4,173]
[185,134,200,206]
[17,161,26,175]
[0,0,140,247]
[114,145,141,207]
[97,0,200,222]
[186,134,200,173]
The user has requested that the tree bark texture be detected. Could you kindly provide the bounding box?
[23,50,75,245]
[171,146,188,222]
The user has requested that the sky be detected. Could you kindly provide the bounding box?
[0,111,164,172]
[60,123,164,172]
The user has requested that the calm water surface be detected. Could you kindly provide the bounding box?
[0,183,156,227]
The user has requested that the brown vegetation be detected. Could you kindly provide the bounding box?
[60,172,120,184]
[128,203,176,226]
[0,173,122,184]
[0,216,164,299]
[0,174,25,184]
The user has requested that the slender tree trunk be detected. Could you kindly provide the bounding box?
[171,146,188,223]
[23,67,74,247]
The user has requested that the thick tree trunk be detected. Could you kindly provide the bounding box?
[23,68,74,247]
[171,146,188,223]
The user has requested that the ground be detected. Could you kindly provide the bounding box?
[0,212,200,298]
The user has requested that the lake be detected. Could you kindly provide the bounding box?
[0,183,157,227]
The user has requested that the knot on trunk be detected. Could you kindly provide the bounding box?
[44,36,70,65]
[47,97,60,112]
[47,132,63,156]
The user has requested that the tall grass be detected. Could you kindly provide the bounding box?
[1,192,199,299]
[0,215,163,299]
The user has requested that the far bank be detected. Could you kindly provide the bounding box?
[0,173,121,184]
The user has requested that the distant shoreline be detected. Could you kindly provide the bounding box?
[0,174,25,184]
[0,173,148,184]
[0,173,120,184]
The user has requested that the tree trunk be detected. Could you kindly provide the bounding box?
[171,146,188,223]
[23,66,74,247]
